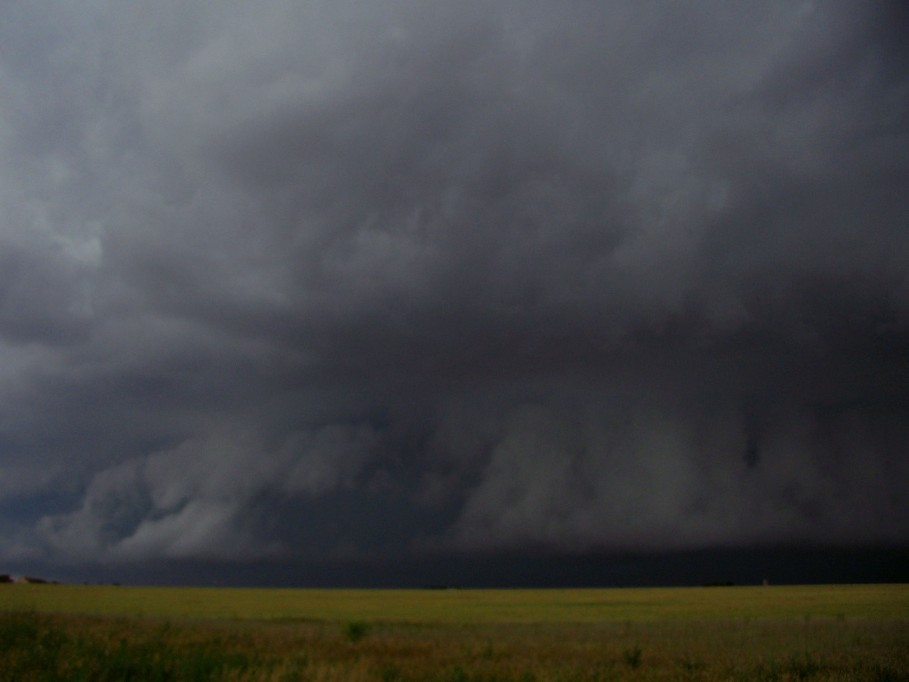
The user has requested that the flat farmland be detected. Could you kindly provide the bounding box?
[1,583,906,680]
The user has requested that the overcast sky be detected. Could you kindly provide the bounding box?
[1,0,907,585]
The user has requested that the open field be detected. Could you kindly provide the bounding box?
[1,584,907,680]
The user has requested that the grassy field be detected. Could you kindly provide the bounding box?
[1,583,907,680]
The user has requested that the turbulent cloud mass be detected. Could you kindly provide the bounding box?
[1,0,908,582]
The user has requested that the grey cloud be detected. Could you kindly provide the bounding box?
[38,421,383,561]
[0,0,907,573]
[447,387,909,553]
[0,241,94,345]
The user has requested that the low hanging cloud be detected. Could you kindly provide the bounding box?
[448,392,909,552]
[38,421,383,561]
[1,0,907,571]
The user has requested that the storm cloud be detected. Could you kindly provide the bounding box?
[1,0,907,580]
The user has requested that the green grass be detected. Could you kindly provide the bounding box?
[0,584,906,680]
[2,583,905,623]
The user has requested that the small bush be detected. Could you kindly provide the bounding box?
[623,643,643,669]
[678,655,704,674]
[344,620,370,643]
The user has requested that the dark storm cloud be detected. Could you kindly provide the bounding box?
[1,0,907,571]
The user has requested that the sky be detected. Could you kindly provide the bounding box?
[1,0,907,586]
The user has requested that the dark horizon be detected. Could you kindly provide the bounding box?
[8,546,908,589]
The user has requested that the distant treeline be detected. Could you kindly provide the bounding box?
[0,574,59,584]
